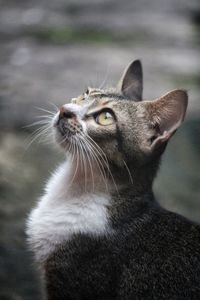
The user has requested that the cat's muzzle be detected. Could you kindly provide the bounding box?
[55,106,83,137]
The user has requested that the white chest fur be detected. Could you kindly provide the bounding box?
[26,162,111,263]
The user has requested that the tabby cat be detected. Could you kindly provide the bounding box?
[27,60,200,299]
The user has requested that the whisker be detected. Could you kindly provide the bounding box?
[48,102,60,112]
[79,135,109,191]
[83,134,119,194]
[98,63,110,90]
[78,139,87,191]
[23,120,51,129]
[79,139,95,192]
[34,106,55,115]
[35,115,55,120]
[24,122,52,151]
[84,134,109,168]
[85,140,109,191]
[25,128,49,150]
[123,159,133,184]
[68,139,79,188]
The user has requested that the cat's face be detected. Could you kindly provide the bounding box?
[53,89,151,167]
[53,60,188,181]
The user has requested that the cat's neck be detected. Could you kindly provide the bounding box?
[27,157,157,263]
[49,156,157,200]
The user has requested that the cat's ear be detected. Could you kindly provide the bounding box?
[118,60,143,101]
[144,89,188,152]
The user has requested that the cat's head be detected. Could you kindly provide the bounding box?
[53,60,188,186]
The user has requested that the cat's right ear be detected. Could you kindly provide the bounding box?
[118,60,143,101]
[143,89,188,153]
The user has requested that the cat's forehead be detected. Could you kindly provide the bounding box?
[69,87,140,119]
[86,89,138,112]
[71,87,127,108]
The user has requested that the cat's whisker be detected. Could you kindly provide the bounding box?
[66,139,72,154]
[122,159,133,184]
[59,134,69,147]
[78,140,88,192]
[48,102,60,112]
[82,136,109,183]
[77,139,84,171]
[89,148,108,192]
[34,106,55,116]
[34,127,52,145]
[72,141,80,187]
[66,141,77,189]
[98,64,110,90]
[80,140,89,191]
[82,134,107,165]
[84,134,110,169]
[83,134,118,193]
[80,136,109,192]
[79,139,95,192]
[24,123,52,151]
[27,125,47,138]
[23,119,51,129]
[35,115,54,120]
[84,139,107,181]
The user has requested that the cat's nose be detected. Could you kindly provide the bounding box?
[59,106,75,120]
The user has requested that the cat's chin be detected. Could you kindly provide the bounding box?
[53,128,71,151]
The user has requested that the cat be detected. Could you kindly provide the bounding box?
[27,60,200,300]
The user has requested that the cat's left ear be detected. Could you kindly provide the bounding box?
[118,60,143,101]
[144,89,188,152]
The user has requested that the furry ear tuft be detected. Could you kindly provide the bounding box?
[118,60,143,101]
[144,89,188,151]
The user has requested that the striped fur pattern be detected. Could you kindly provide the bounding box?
[27,60,200,299]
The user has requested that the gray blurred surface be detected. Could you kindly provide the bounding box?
[0,0,200,299]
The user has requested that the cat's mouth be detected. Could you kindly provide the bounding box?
[56,118,82,137]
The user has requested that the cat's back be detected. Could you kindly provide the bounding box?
[118,204,200,299]
[44,200,200,300]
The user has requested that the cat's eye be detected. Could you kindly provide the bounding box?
[95,111,115,126]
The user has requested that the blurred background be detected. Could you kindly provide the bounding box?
[0,0,200,299]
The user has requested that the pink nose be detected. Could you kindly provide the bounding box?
[59,106,75,120]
